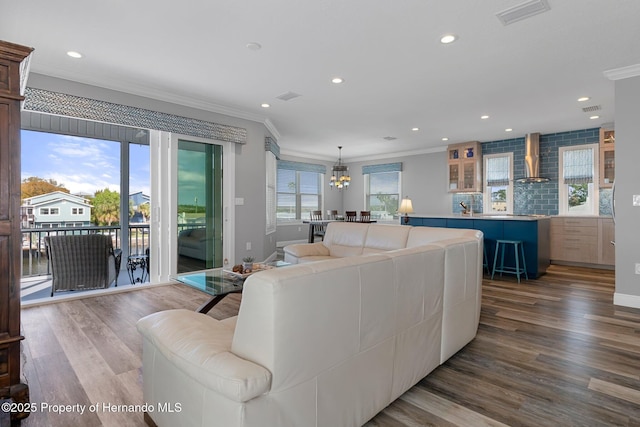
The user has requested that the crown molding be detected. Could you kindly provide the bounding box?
[263,119,281,140]
[280,144,447,164]
[31,66,268,123]
[603,64,640,81]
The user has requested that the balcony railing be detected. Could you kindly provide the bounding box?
[21,225,147,278]
[21,223,205,279]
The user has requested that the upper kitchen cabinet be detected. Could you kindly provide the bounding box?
[599,128,615,188]
[447,141,482,192]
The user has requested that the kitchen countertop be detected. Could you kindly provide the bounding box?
[411,214,550,221]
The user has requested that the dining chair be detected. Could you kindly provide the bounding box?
[326,210,338,220]
[310,210,325,240]
[345,211,357,222]
[360,211,371,222]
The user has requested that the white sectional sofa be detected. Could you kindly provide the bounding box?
[137,223,483,427]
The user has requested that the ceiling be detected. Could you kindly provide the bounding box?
[1,0,639,161]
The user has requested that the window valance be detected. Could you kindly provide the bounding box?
[362,162,402,175]
[23,88,247,144]
[278,160,326,174]
[265,137,280,159]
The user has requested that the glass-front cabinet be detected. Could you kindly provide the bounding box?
[447,141,482,192]
[599,128,614,188]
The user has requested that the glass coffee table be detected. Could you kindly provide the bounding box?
[173,262,290,314]
[173,269,244,314]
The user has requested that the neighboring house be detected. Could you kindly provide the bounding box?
[21,191,92,228]
[129,191,150,223]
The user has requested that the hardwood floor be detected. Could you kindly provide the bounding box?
[18,265,640,427]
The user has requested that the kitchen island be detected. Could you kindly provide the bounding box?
[404,214,550,278]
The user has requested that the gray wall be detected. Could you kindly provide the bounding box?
[345,150,450,216]
[26,73,277,264]
[614,74,640,305]
[274,148,451,246]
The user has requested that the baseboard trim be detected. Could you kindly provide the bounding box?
[613,292,640,309]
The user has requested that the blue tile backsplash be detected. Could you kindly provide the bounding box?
[451,128,611,216]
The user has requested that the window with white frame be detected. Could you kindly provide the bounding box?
[277,161,325,222]
[558,144,599,215]
[40,207,60,215]
[265,151,277,234]
[363,163,402,221]
[71,207,84,215]
[483,153,513,214]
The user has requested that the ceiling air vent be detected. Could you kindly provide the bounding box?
[276,91,302,101]
[383,136,397,141]
[582,105,602,113]
[496,0,551,26]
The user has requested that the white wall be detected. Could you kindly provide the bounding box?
[613,73,640,307]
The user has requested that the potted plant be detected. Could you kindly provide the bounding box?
[242,256,254,272]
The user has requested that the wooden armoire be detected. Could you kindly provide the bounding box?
[0,40,33,421]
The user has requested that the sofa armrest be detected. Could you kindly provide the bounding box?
[137,309,271,402]
[283,242,329,263]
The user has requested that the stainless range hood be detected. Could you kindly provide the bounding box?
[516,133,549,183]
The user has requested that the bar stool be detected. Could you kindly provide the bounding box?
[491,239,528,283]
[482,244,490,275]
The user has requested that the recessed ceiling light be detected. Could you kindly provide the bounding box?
[66,51,82,59]
[577,96,590,102]
[442,137,449,141]
[481,115,490,120]
[505,128,513,132]
[261,103,270,108]
[440,34,458,44]
[246,42,262,51]
[411,127,419,131]
[331,77,344,84]
[590,115,600,120]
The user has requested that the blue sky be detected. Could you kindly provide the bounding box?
[21,130,150,197]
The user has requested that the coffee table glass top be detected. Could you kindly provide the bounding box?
[173,269,244,297]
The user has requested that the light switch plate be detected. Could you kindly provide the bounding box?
[634,195,640,206]
[635,263,640,275]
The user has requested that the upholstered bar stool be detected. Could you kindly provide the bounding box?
[491,239,528,283]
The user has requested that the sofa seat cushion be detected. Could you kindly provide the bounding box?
[137,309,271,402]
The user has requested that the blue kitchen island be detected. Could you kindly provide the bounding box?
[404,215,550,278]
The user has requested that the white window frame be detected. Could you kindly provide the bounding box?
[276,168,324,224]
[483,152,514,214]
[364,171,402,223]
[40,208,49,215]
[71,207,84,215]
[558,143,599,216]
[266,151,277,234]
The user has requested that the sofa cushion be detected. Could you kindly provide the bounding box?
[362,224,411,254]
[322,222,370,257]
[137,309,271,402]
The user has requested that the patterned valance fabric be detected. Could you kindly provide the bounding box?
[277,160,326,174]
[23,88,247,144]
[362,162,402,175]
[265,137,280,159]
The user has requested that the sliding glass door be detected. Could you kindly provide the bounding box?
[176,139,223,272]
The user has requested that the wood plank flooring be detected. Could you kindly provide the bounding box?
[18,265,640,427]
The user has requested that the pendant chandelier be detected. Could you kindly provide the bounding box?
[330,146,350,190]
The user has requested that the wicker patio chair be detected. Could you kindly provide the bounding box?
[45,234,122,297]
